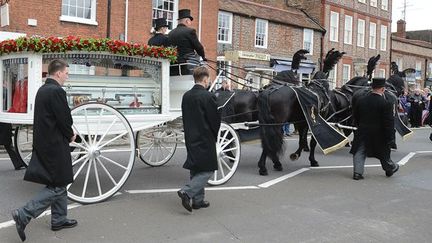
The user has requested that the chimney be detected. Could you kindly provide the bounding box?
[396,19,406,38]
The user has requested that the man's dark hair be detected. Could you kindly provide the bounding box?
[193,66,209,83]
[48,59,69,75]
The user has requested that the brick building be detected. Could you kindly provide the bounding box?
[217,0,325,89]
[0,0,218,66]
[291,0,392,88]
[392,20,432,89]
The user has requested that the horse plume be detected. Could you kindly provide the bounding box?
[323,49,345,74]
[292,49,309,71]
[366,54,380,79]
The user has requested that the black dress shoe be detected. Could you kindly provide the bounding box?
[386,164,399,177]
[353,173,364,180]
[51,219,77,231]
[192,201,210,209]
[11,209,26,242]
[177,190,192,212]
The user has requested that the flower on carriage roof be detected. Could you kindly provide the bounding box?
[0,36,177,63]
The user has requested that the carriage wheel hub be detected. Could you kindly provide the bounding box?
[88,146,101,159]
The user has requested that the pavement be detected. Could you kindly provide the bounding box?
[0,127,431,242]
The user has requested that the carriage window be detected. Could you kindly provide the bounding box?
[2,58,29,113]
[152,0,177,30]
[42,54,163,115]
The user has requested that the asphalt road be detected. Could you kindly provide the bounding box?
[0,127,431,242]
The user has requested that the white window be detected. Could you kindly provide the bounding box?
[429,63,432,79]
[396,58,403,70]
[60,0,97,25]
[357,19,365,47]
[416,61,422,79]
[376,69,386,78]
[380,25,387,51]
[255,19,268,48]
[342,64,351,83]
[0,3,9,27]
[344,15,353,44]
[369,22,376,49]
[370,0,377,7]
[218,11,233,44]
[381,0,388,10]
[303,29,314,54]
[330,12,339,42]
[358,0,366,3]
[152,0,178,30]
[328,65,337,89]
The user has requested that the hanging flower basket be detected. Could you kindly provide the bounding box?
[0,36,177,63]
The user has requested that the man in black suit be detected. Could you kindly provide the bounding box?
[177,66,221,212]
[350,78,399,180]
[148,18,169,47]
[12,60,77,242]
[168,9,206,75]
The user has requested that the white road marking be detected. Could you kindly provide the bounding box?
[310,165,381,169]
[415,150,432,154]
[126,186,259,194]
[258,168,310,188]
[0,158,11,161]
[397,152,416,166]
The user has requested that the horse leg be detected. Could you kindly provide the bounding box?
[290,124,307,161]
[257,150,268,176]
[269,153,283,171]
[308,137,319,167]
[303,128,310,152]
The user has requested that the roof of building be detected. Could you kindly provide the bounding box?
[219,0,325,32]
[405,30,432,44]
[392,34,432,49]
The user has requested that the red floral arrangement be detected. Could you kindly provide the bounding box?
[0,36,177,63]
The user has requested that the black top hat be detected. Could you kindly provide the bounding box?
[371,78,386,88]
[178,9,193,21]
[154,18,169,30]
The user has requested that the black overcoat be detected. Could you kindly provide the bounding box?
[182,85,221,171]
[0,122,13,145]
[148,33,169,47]
[29,78,74,186]
[350,91,395,160]
[167,24,205,62]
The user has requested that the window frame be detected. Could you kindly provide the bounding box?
[330,11,339,42]
[377,68,386,78]
[358,0,366,3]
[218,11,233,44]
[370,0,378,7]
[342,64,351,83]
[380,25,387,51]
[152,0,178,31]
[369,22,377,49]
[303,28,314,55]
[216,56,232,85]
[328,64,337,89]
[381,0,388,10]
[357,19,365,47]
[344,15,353,45]
[255,18,268,48]
[60,0,98,26]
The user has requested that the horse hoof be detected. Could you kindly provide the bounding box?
[290,153,299,161]
[310,161,319,167]
[259,169,268,176]
[273,165,283,171]
[303,147,310,152]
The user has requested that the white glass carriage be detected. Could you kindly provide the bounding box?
[0,51,241,204]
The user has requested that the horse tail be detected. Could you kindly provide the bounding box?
[258,89,284,158]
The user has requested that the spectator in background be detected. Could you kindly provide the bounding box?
[408,89,426,127]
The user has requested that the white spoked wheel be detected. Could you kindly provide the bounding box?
[14,125,33,166]
[68,103,135,204]
[208,122,241,186]
[136,126,177,167]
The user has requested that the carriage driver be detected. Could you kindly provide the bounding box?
[168,9,206,75]
[350,78,399,180]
